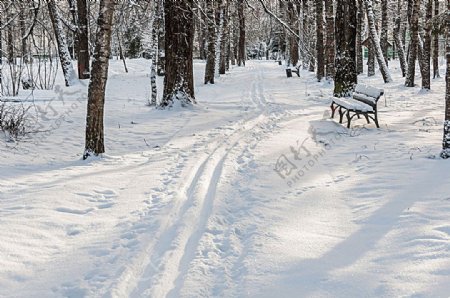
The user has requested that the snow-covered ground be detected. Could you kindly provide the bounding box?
[1,59,450,298]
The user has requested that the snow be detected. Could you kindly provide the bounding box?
[1,58,450,297]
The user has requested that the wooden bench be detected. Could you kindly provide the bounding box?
[286,66,300,78]
[330,84,384,128]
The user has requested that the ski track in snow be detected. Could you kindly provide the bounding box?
[1,59,450,297]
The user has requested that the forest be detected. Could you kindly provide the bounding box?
[1,0,450,297]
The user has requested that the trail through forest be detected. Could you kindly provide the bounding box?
[1,60,450,297]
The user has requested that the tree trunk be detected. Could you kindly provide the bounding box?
[47,0,77,87]
[204,0,216,84]
[334,0,358,97]
[83,0,116,159]
[149,0,160,106]
[316,0,325,81]
[237,0,246,66]
[440,0,450,158]
[394,0,407,77]
[157,0,165,76]
[325,0,335,79]
[76,0,91,79]
[288,1,299,66]
[161,0,195,107]
[405,0,420,87]
[380,0,389,65]
[220,0,229,75]
[422,0,433,90]
[364,0,393,83]
[368,41,376,76]
[301,0,309,69]
[356,0,364,75]
[432,0,440,79]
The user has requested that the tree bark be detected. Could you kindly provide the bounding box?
[315,0,324,81]
[364,0,393,83]
[47,0,77,87]
[161,0,195,107]
[394,0,407,77]
[405,0,420,87]
[432,0,440,78]
[356,0,364,75]
[83,0,116,159]
[204,0,216,84]
[422,0,433,90]
[440,0,450,158]
[237,0,246,66]
[76,0,90,79]
[334,0,358,97]
[157,0,165,76]
[380,0,389,65]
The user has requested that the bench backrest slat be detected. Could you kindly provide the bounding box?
[353,84,384,108]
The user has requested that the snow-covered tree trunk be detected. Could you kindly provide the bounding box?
[301,0,308,69]
[204,0,216,84]
[405,0,420,87]
[76,0,90,79]
[219,0,229,75]
[288,1,299,66]
[161,0,195,107]
[432,0,440,79]
[149,1,160,106]
[380,0,389,66]
[440,1,450,158]
[364,0,393,83]
[315,0,324,81]
[422,0,433,90]
[334,0,358,97]
[325,0,335,79]
[157,0,165,77]
[368,42,376,76]
[47,0,77,87]
[356,0,364,75]
[214,0,225,78]
[237,0,245,67]
[308,0,315,72]
[83,0,116,159]
[394,0,407,77]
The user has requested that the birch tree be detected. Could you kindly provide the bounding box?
[364,0,393,83]
[83,0,116,159]
[325,0,335,79]
[205,0,217,84]
[440,0,450,158]
[394,0,407,77]
[47,0,77,87]
[422,0,433,90]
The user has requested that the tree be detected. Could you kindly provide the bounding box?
[394,0,407,77]
[161,0,195,107]
[83,0,116,159]
[237,0,246,66]
[76,0,90,79]
[405,0,420,87]
[441,1,450,158]
[380,0,389,65]
[47,0,77,87]
[364,0,393,83]
[334,0,358,97]
[422,0,433,90]
[315,0,324,81]
[432,0,440,79]
[205,0,217,84]
[356,0,364,75]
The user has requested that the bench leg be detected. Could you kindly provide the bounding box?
[339,108,344,123]
[374,112,380,128]
[346,111,352,128]
[364,114,370,124]
[330,103,336,118]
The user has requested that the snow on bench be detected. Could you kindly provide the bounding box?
[330,84,384,128]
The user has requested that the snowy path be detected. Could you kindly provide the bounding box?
[1,60,450,297]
